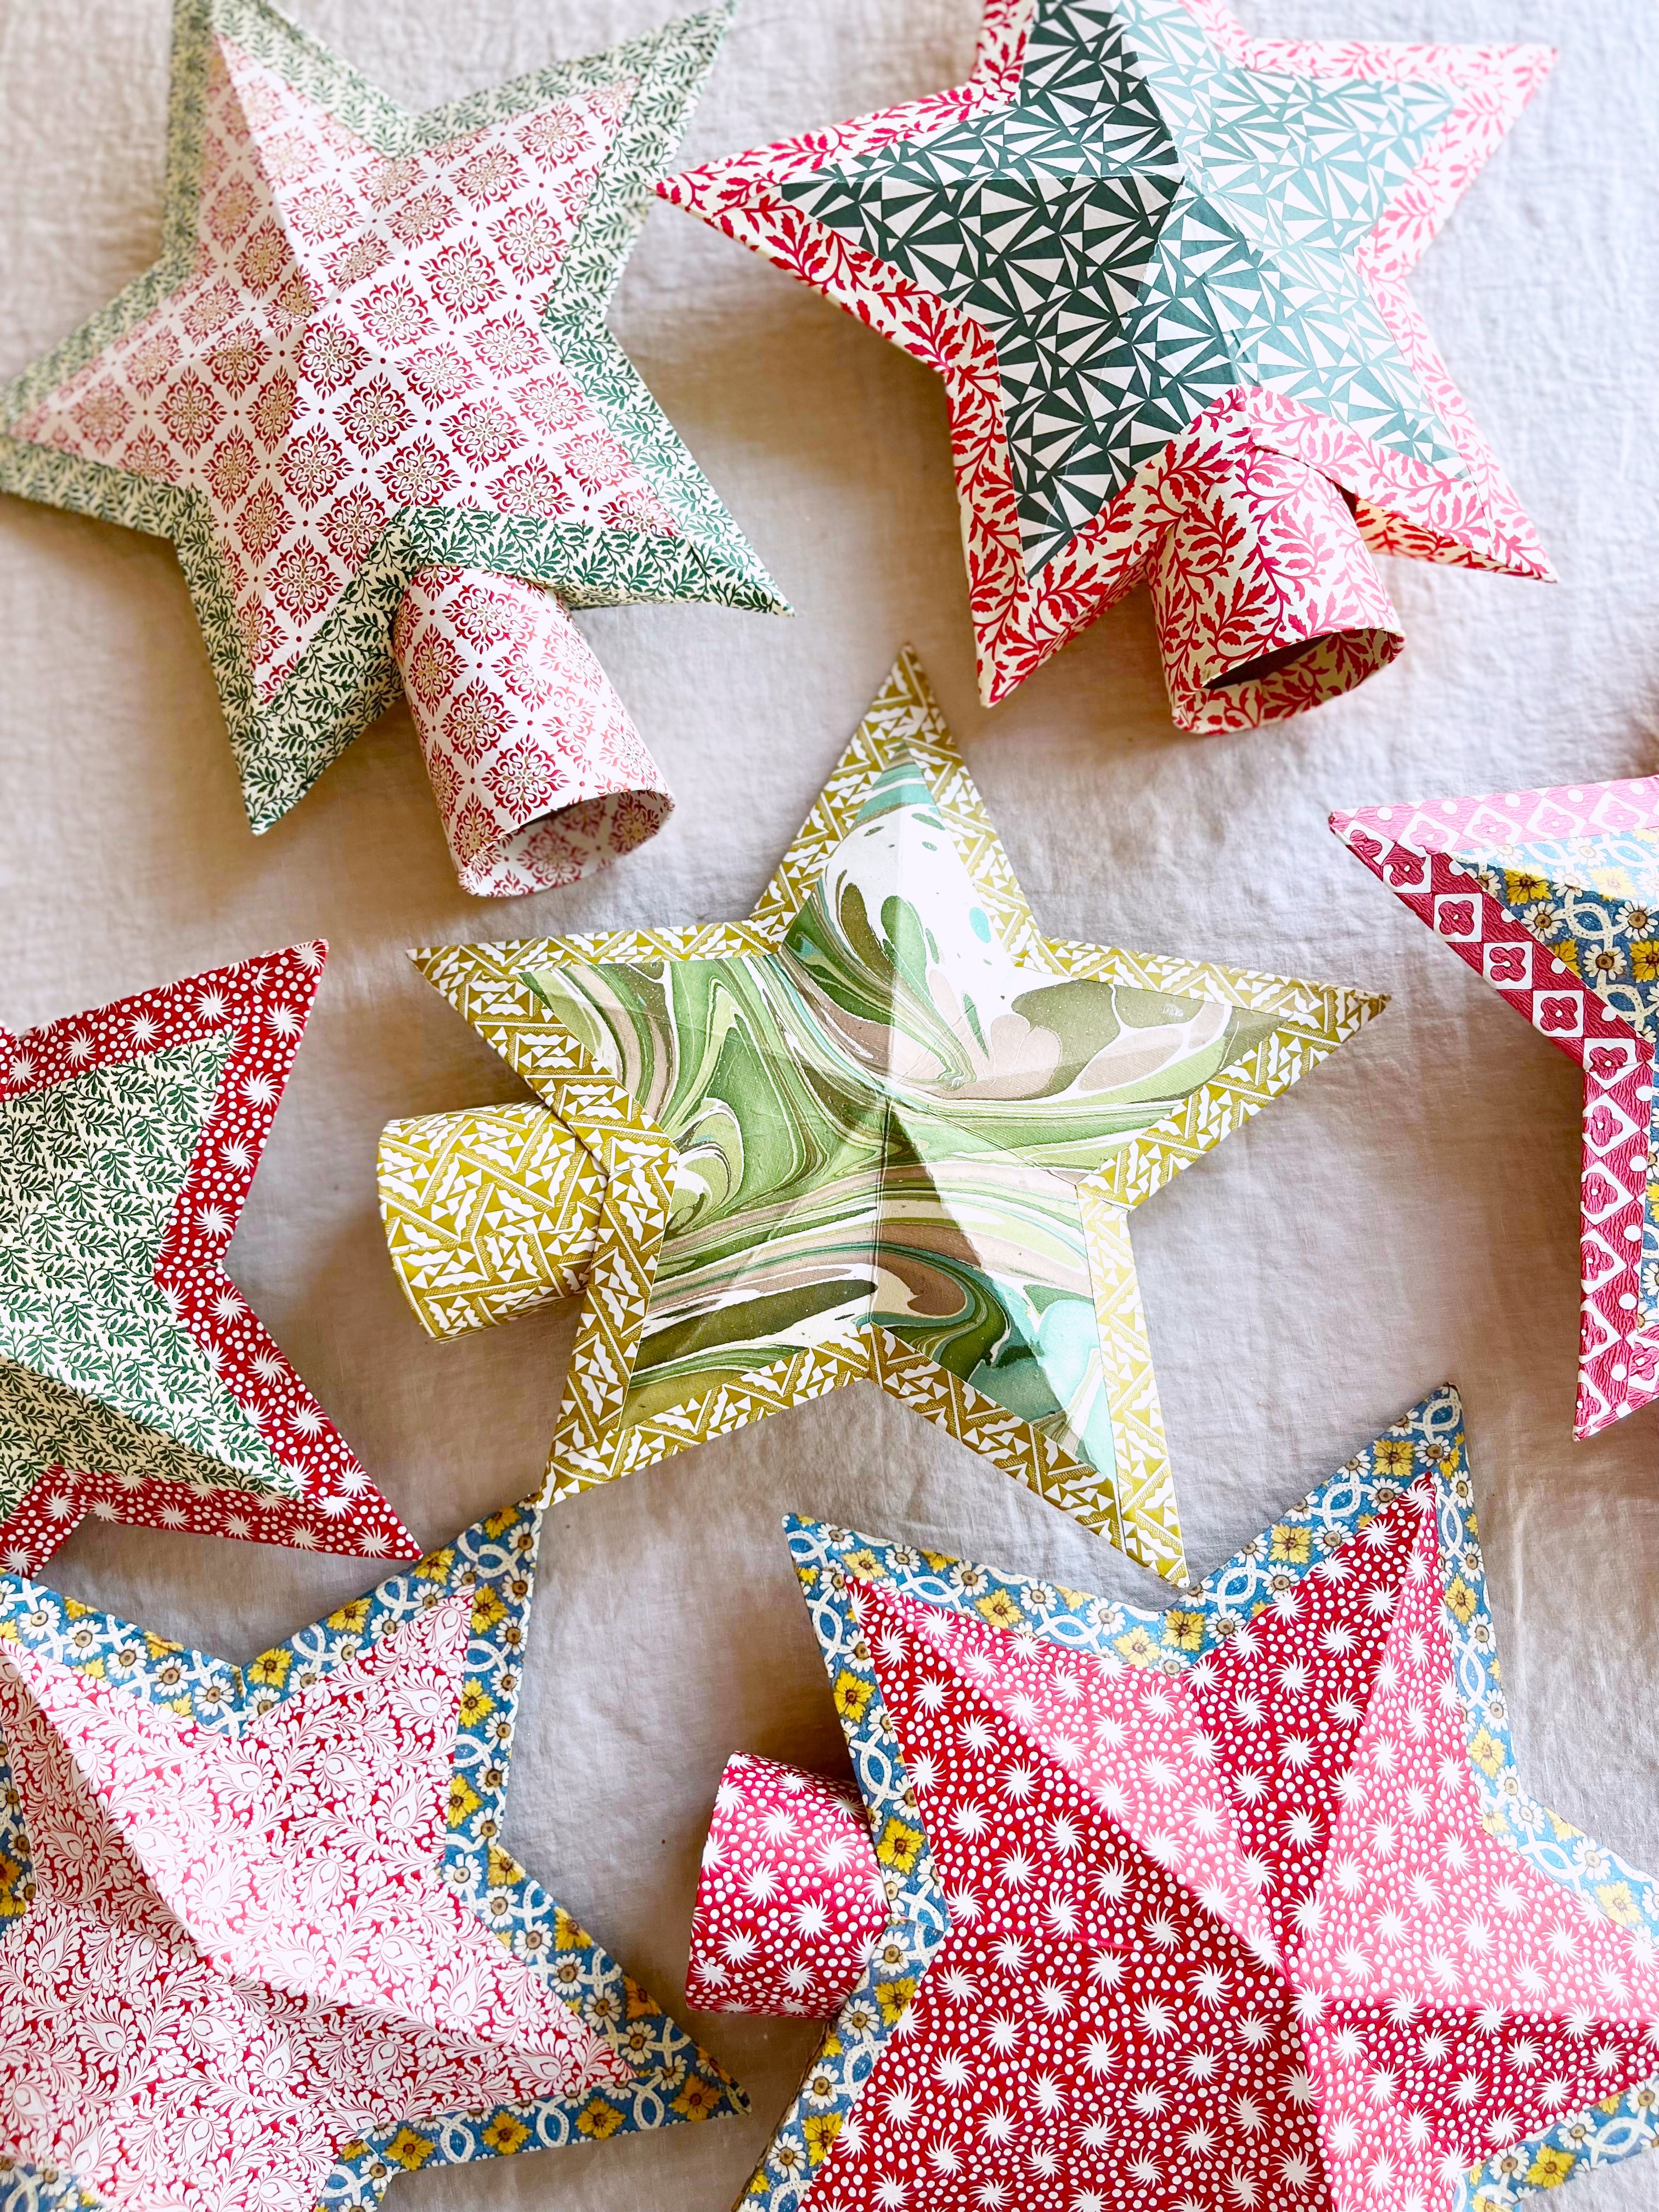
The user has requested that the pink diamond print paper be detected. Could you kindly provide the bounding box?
[1335,779,1659,1438]
[393,563,671,896]
[0,943,416,1568]
[0,0,784,894]
[686,1753,888,2017]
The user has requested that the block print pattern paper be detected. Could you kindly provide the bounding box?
[0,0,784,889]
[0,1492,745,2212]
[661,0,1553,730]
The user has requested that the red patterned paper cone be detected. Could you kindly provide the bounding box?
[393,565,674,898]
[1149,443,1404,736]
[686,1754,889,2017]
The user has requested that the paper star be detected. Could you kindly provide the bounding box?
[712,1387,1659,2212]
[0,1489,745,2212]
[0,0,785,893]
[399,651,1383,1579]
[661,0,1553,731]
[1335,778,1659,1440]
[0,942,415,1571]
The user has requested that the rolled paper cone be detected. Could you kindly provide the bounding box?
[686,1753,889,2017]
[393,563,674,898]
[1149,443,1404,736]
[377,1103,602,1339]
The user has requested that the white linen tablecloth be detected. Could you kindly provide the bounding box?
[2,0,1656,2202]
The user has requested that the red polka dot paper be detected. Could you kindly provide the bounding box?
[724,1457,1659,2209]
[822,1508,1659,2208]
[687,1752,888,2017]
[0,943,416,1569]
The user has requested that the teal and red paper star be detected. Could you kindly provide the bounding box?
[663,0,1553,731]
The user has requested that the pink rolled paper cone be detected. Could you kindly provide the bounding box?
[1149,443,1404,736]
[393,564,674,898]
[686,1753,888,2017]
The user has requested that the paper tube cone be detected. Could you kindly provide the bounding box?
[1149,443,1404,735]
[378,1102,602,1339]
[686,1753,888,2017]
[393,565,674,898]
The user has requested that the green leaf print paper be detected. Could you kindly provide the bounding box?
[403,652,1386,1580]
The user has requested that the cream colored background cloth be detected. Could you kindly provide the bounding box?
[2,0,1657,2203]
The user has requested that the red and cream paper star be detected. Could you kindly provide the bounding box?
[0,943,415,1568]
[700,1393,1659,2210]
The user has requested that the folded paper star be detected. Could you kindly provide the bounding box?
[0,1489,745,2212]
[0,943,415,1571]
[1335,780,1659,1441]
[661,0,1553,732]
[707,1387,1659,2212]
[0,0,786,896]
[388,651,1383,1579]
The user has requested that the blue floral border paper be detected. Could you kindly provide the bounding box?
[751,1387,1659,2211]
[0,1492,745,2212]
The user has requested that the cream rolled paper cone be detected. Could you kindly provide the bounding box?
[393,565,674,898]
[378,1103,602,1340]
[686,1754,889,2018]
[1148,443,1404,736]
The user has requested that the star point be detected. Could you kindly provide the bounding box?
[0,944,416,1570]
[1336,776,1659,1438]
[0,1488,746,2211]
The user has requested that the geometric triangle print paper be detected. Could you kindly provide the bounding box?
[0,0,786,894]
[1334,779,1659,1442]
[403,649,1386,1583]
[661,0,1553,732]
[0,944,415,1570]
[727,1387,1659,2212]
[0,1489,745,2212]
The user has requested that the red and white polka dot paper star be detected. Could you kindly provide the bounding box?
[700,1424,1659,2209]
